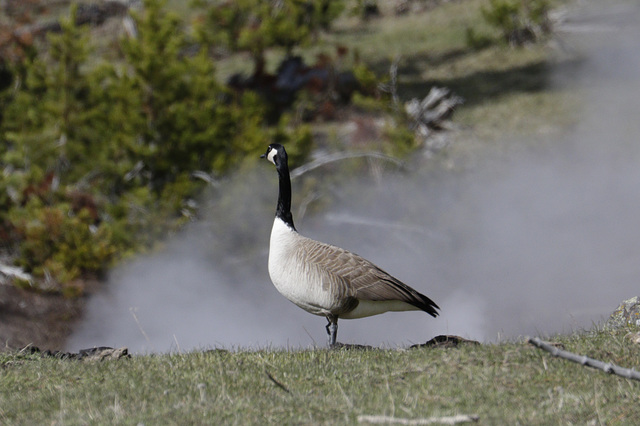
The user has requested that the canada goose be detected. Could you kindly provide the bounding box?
[261,143,439,346]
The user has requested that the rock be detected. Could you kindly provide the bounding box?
[606,296,640,329]
[20,345,130,361]
[625,332,640,345]
[78,347,130,362]
[329,342,374,350]
[410,335,481,349]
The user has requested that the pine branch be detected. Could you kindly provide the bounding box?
[527,336,640,381]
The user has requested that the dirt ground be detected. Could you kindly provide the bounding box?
[0,283,86,352]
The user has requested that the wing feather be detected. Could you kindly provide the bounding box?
[299,237,439,317]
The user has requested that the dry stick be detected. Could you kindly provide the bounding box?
[357,414,479,425]
[388,56,401,112]
[527,337,640,381]
[129,307,151,345]
[265,369,290,393]
[0,262,32,285]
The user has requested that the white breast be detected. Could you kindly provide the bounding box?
[268,217,335,316]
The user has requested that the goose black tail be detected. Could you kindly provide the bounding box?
[412,294,440,318]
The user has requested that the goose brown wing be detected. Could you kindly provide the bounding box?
[301,238,439,317]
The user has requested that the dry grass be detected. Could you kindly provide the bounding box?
[1,328,639,424]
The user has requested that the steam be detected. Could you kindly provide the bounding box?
[68,1,640,352]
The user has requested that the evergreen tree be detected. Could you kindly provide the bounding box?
[0,5,119,287]
[116,0,268,190]
[193,0,345,73]
[0,0,314,290]
[2,4,94,186]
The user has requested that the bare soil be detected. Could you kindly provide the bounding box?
[0,283,87,351]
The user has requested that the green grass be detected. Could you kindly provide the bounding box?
[2,328,639,424]
[216,0,579,159]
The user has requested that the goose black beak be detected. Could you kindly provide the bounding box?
[260,153,266,159]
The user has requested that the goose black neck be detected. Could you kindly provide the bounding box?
[276,161,296,231]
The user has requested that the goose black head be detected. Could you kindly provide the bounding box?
[261,143,287,168]
[262,143,295,229]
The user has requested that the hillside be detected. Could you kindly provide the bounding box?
[0,0,579,352]
[2,0,640,423]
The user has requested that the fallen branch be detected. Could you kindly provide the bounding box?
[0,263,32,286]
[527,337,640,381]
[357,414,479,425]
[405,87,464,134]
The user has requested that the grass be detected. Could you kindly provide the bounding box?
[2,2,621,424]
[211,0,580,163]
[1,328,639,424]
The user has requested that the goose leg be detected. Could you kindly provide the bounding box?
[326,315,338,346]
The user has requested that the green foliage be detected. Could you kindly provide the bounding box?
[270,115,314,168]
[464,26,494,50]
[117,0,234,186]
[352,62,379,94]
[0,0,318,292]
[9,200,116,293]
[0,5,119,290]
[480,0,552,46]
[349,0,379,21]
[192,0,345,64]
[2,4,94,183]
[383,118,421,157]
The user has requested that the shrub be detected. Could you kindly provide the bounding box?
[0,0,316,294]
[480,0,552,46]
[192,0,346,59]
[9,200,116,294]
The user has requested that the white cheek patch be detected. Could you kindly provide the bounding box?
[267,148,278,164]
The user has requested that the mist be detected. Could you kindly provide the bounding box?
[68,1,640,353]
